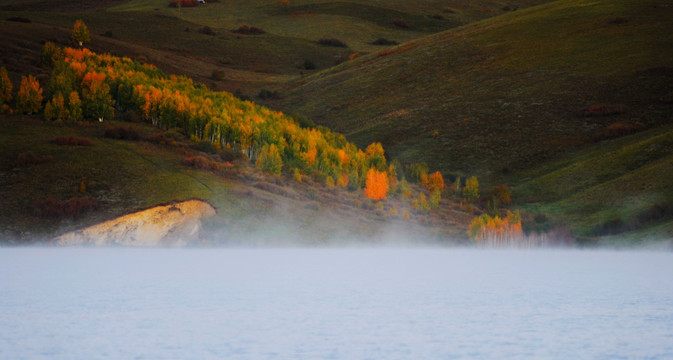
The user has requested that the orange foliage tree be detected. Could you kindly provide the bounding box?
[364,167,389,201]
[426,171,445,193]
[16,75,43,114]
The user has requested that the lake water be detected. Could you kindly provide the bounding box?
[1,247,672,359]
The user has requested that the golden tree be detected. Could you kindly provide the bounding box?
[16,75,43,114]
[44,93,69,121]
[364,167,389,201]
[256,143,283,176]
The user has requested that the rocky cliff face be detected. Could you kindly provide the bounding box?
[55,200,216,246]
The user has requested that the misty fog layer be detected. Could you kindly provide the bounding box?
[1,248,671,359]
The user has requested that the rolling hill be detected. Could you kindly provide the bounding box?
[0,0,671,245]
[271,0,673,243]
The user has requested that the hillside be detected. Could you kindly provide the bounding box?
[270,0,673,243]
[0,0,551,96]
[0,115,473,244]
[274,0,672,178]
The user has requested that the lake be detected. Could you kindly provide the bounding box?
[1,247,672,359]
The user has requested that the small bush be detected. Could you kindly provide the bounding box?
[608,17,628,25]
[429,14,444,20]
[10,152,53,168]
[303,59,316,70]
[220,147,244,162]
[392,18,410,29]
[317,38,347,47]
[233,89,251,102]
[33,196,99,218]
[192,140,217,154]
[6,17,31,23]
[593,218,626,236]
[258,89,278,100]
[211,69,225,81]
[183,155,222,171]
[372,38,398,46]
[231,25,266,35]
[198,26,216,35]
[105,126,140,140]
[576,104,627,117]
[51,136,93,146]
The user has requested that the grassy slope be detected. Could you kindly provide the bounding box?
[0,0,550,96]
[276,0,672,176]
[272,0,673,243]
[0,116,473,244]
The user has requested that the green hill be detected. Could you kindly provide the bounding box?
[275,0,672,174]
[271,0,673,243]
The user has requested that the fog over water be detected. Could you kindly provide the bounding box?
[1,247,672,359]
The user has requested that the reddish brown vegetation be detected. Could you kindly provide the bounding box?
[10,152,53,168]
[51,136,93,146]
[592,122,645,142]
[492,184,512,205]
[168,0,198,7]
[33,196,99,218]
[377,44,416,57]
[183,155,222,171]
[576,104,627,117]
[392,18,411,29]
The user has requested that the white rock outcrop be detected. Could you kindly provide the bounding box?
[55,200,216,246]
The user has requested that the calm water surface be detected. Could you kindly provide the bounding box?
[1,248,672,359]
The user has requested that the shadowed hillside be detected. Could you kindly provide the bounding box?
[275,0,673,179]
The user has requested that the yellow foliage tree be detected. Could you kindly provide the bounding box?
[463,176,479,202]
[256,143,283,176]
[364,167,389,201]
[468,210,523,246]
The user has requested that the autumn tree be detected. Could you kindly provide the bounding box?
[40,42,63,68]
[364,142,386,171]
[413,193,430,212]
[0,66,12,112]
[463,176,479,202]
[72,20,90,47]
[16,75,43,114]
[82,71,114,121]
[364,167,389,201]
[426,171,445,193]
[492,184,512,205]
[468,210,523,246]
[256,143,283,176]
[68,91,83,121]
[429,190,441,209]
[44,93,69,121]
